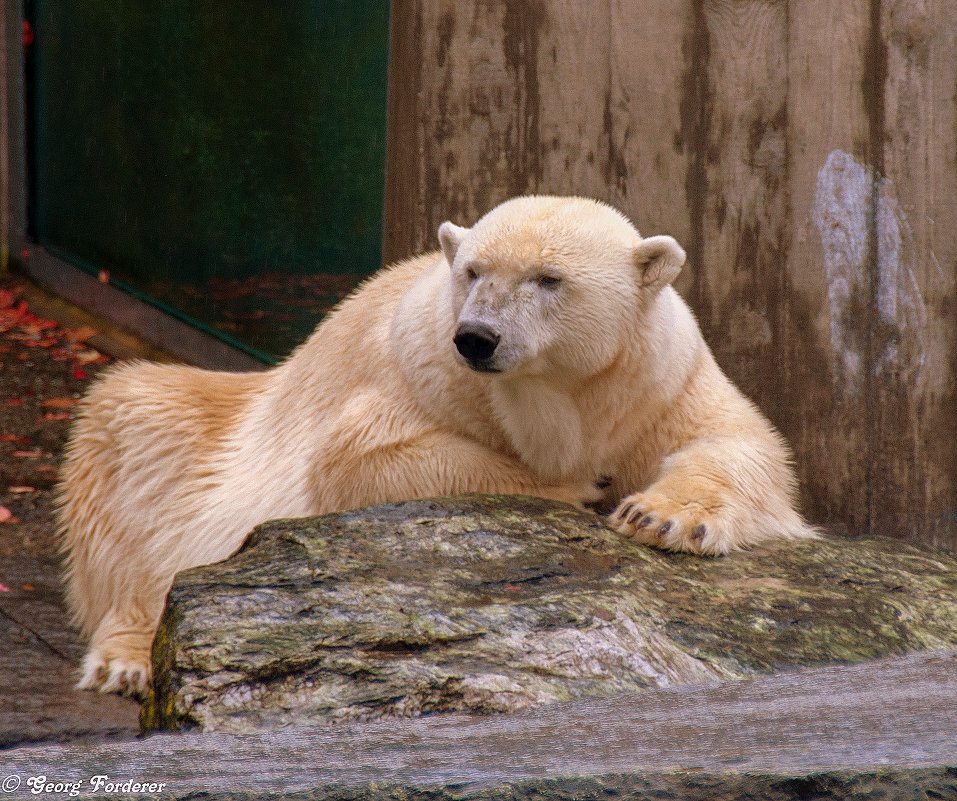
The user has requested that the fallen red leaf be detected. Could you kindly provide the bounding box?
[36,465,58,473]
[98,270,110,283]
[13,450,41,458]
[72,368,89,380]
[67,325,98,344]
[17,313,58,333]
[74,349,106,365]
[0,582,9,591]
[8,486,36,493]
[0,507,11,523]
[40,397,77,408]
[0,302,28,332]
[21,584,35,591]
[0,289,15,309]
[7,398,23,406]
[40,412,71,422]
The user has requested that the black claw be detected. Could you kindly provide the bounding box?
[657,521,672,537]
[692,524,707,540]
[596,475,613,489]
[626,507,645,525]
[637,515,654,530]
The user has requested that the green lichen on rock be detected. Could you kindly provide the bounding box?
[141,495,957,733]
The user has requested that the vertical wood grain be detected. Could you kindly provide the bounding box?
[535,0,611,202]
[786,0,873,537]
[1,0,27,272]
[876,0,956,545]
[382,0,424,265]
[384,0,613,260]
[678,0,792,425]
[608,0,691,250]
[415,0,549,244]
[0,0,9,269]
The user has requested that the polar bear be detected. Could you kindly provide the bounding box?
[58,195,815,696]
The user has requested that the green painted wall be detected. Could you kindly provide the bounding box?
[28,0,389,360]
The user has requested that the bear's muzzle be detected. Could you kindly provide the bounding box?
[453,323,502,372]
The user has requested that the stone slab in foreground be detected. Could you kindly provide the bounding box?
[7,651,957,800]
[142,495,957,733]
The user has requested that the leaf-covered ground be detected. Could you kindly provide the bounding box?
[0,277,112,557]
[0,273,140,746]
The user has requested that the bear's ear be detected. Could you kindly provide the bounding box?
[438,221,469,268]
[633,235,686,289]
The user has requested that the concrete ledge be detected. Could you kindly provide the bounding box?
[4,650,955,800]
[20,247,265,370]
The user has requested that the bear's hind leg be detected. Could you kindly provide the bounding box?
[77,606,158,697]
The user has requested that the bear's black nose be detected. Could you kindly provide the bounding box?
[453,323,501,364]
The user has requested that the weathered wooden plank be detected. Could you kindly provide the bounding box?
[1,0,27,272]
[675,1,793,436]
[384,0,613,260]
[786,1,874,538]
[535,1,611,202]
[382,0,425,265]
[876,0,956,547]
[608,0,692,252]
[413,1,547,243]
[0,0,9,270]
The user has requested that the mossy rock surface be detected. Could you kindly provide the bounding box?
[142,495,957,733]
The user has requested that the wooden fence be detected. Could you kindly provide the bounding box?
[383,0,956,549]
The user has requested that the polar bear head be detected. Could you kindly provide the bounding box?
[438,196,686,378]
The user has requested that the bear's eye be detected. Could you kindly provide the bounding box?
[535,273,562,289]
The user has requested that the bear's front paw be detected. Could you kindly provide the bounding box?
[609,491,736,556]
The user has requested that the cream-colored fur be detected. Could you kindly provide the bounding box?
[58,195,815,696]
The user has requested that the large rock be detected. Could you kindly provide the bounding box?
[141,495,957,734]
